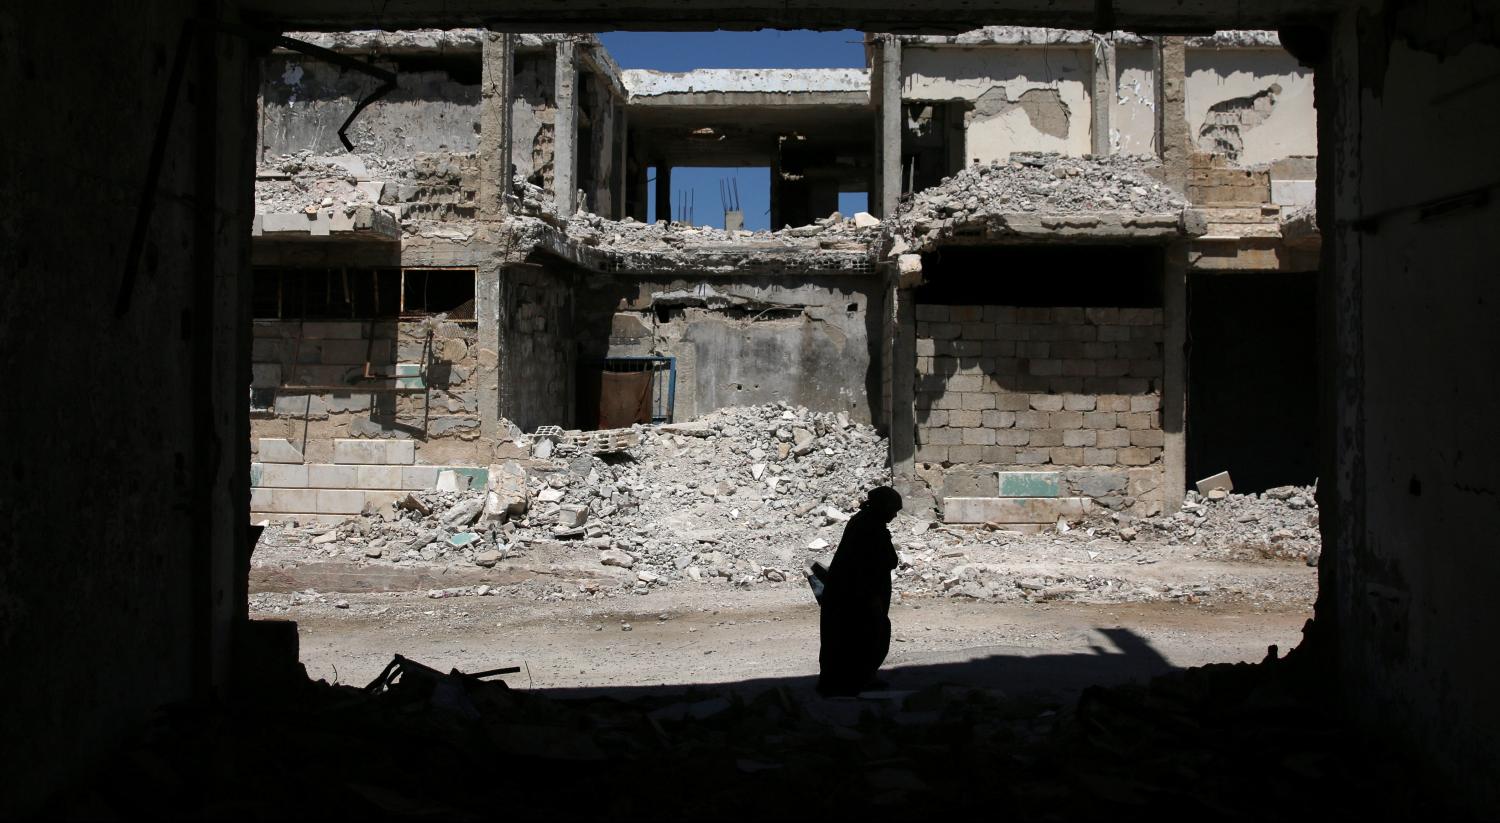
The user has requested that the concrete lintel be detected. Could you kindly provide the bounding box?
[623,67,869,98]
[626,90,870,108]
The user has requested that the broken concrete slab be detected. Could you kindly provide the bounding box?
[1196,471,1234,495]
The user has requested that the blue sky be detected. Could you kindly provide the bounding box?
[600,30,869,229]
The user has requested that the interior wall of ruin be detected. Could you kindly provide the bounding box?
[1322,6,1500,809]
[901,45,1093,162]
[576,274,884,424]
[1111,46,1156,155]
[511,49,558,192]
[501,262,576,432]
[1184,47,1315,168]
[0,3,255,816]
[913,304,1166,513]
[258,54,481,158]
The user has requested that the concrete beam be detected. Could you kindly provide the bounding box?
[627,90,870,108]
[237,1,1353,34]
[879,36,901,219]
[553,40,578,215]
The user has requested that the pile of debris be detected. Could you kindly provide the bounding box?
[255,404,1320,608]
[257,403,891,592]
[894,152,1185,226]
[511,176,880,254]
[1079,485,1321,564]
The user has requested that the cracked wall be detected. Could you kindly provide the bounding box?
[901,45,1093,162]
[1185,48,1314,168]
[1112,46,1157,155]
[260,55,481,157]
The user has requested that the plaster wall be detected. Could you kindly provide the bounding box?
[1184,47,1315,167]
[259,55,480,157]
[1112,46,1156,155]
[901,45,1093,161]
[579,275,883,423]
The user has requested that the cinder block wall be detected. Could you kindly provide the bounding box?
[503,264,575,432]
[914,304,1166,513]
[249,318,485,466]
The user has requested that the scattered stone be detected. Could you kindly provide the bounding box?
[600,549,636,569]
[475,550,502,568]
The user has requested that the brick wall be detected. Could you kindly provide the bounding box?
[914,304,1166,510]
[249,318,484,466]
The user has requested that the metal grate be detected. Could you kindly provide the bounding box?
[601,356,676,423]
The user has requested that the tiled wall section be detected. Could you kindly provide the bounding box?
[914,305,1164,469]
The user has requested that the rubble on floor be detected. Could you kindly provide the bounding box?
[511,177,878,254]
[893,152,1186,225]
[47,645,1431,820]
[253,404,1320,608]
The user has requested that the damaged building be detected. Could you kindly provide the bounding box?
[8,0,1500,816]
[249,28,1317,530]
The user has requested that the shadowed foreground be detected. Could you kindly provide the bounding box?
[46,626,1438,821]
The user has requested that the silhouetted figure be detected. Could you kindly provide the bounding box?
[817,486,902,697]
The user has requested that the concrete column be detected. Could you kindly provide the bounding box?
[654,163,671,223]
[553,40,578,215]
[1153,36,1189,194]
[1091,37,1116,157]
[478,31,514,219]
[615,106,628,220]
[1161,240,1189,511]
[891,286,916,479]
[879,36,902,218]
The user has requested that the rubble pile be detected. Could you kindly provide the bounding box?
[511,176,880,254]
[1080,485,1321,564]
[254,151,406,213]
[894,152,1185,225]
[259,403,892,593]
[256,404,1320,607]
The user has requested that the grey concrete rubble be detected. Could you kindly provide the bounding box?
[894,152,1186,225]
[253,403,1320,606]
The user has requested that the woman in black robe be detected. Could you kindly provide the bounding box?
[816,486,903,697]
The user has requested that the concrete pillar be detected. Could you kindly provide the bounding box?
[1153,36,1189,194]
[479,31,514,218]
[654,163,671,223]
[1091,37,1116,157]
[879,36,902,218]
[615,106,628,220]
[1161,240,1189,511]
[891,283,917,477]
[553,40,577,215]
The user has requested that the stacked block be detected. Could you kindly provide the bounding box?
[914,305,1164,469]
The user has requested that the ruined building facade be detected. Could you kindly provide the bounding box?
[250,28,1317,527]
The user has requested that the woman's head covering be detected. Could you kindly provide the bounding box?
[862,486,903,517]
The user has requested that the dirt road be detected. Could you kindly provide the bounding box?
[258,585,1313,700]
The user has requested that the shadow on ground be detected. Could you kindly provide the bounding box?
[46,623,1437,821]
